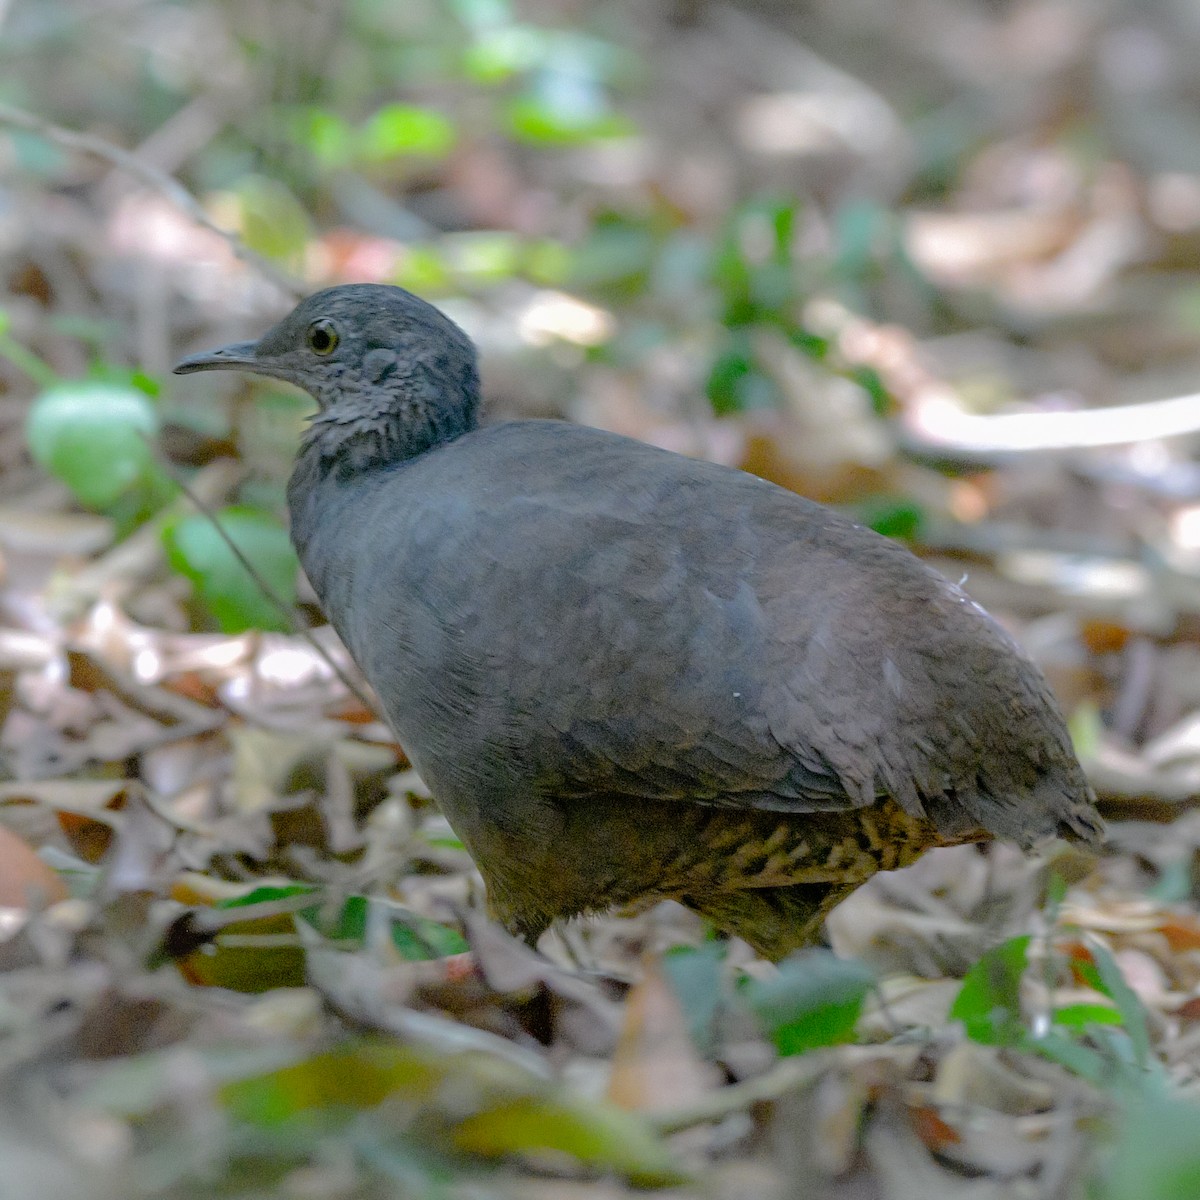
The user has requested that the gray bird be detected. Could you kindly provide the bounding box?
[175,283,1102,960]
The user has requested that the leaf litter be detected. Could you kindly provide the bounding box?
[7,2,1200,1195]
[1,559,1195,1197]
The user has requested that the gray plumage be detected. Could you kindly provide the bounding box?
[175,284,1103,959]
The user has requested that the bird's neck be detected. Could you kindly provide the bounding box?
[286,384,478,587]
[297,373,481,478]
[299,402,454,477]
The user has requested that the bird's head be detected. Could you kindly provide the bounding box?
[174,284,481,467]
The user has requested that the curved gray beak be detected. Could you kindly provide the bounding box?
[172,340,260,375]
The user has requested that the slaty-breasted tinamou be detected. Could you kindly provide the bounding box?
[175,284,1103,960]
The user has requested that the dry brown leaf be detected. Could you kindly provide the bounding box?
[908,1103,962,1152]
[930,1042,1055,1115]
[1160,917,1200,952]
[606,954,719,1114]
[0,824,69,908]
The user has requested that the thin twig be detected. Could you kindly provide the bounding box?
[55,458,243,612]
[0,107,374,711]
[648,1053,831,1134]
[0,100,304,300]
[189,891,322,933]
[152,445,384,722]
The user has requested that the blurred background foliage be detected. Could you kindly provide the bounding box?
[6,1,1200,1197]
[8,0,1200,625]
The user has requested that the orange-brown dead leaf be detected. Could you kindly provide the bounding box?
[161,671,222,707]
[332,696,386,726]
[1080,619,1132,656]
[1158,917,1200,953]
[908,1104,962,1152]
[0,824,69,908]
[1175,996,1200,1023]
[56,808,116,863]
[1059,940,1096,987]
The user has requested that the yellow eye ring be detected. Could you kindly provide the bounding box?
[306,320,339,355]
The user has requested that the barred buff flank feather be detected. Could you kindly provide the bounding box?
[175,284,1103,960]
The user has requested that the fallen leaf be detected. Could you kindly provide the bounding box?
[607,955,719,1113]
[0,824,69,908]
[909,1104,962,1152]
[1158,917,1200,953]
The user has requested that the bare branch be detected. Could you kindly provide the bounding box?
[0,100,304,300]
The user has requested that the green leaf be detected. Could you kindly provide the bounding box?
[505,92,631,146]
[80,1042,305,1117]
[706,338,754,416]
[452,0,514,32]
[706,343,779,415]
[850,363,891,415]
[662,942,726,1056]
[359,104,457,161]
[27,382,159,508]
[452,1095,685,1186]
[184,883,316,993]
[222,1041,443,1127]
[831,199,889,280]
[297,894,468,961]
[711,197,804,328]
[163,507,298,633]
[322,894,369,941]
[1104,1093,1200,1200]
[423,832,466,851]
[393,245,453,294]
[1027,1029,1116,1085]
[217,884,317,910]
[221,1037,686,1186]
[129,369,162,398]
[293,107,355,169]
[568,219,656,291]
[1068,700,1105,762]
[741,948,874,1056]
[1147,857,1194,904]
[1053,1002,1123,1028]
[444,231,522,282]
[855,495,926,542]
[651,231,712,301]
[1044,869,1069,913]
[1085,940,1151,1067]
[523,238,571,286]
[0,314,58,388]
[950,934,1030,1046]
[237,177,312,265]
[390,915,469,960]
[462,25,546,82]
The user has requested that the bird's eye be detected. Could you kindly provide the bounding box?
[306,320,339,356]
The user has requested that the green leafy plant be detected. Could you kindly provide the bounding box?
[179,885,471,993]
[949,932,1150,1076]
[220,1037,686,1186]
[293,103,457,172]
[949,933,1033,1046]
[662,942,728,1056]
[27,380,160,508]
[454,0,633,146]
[1103,1092,1200,1200]
[163,506,299,633]
[740,947,875,1056]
